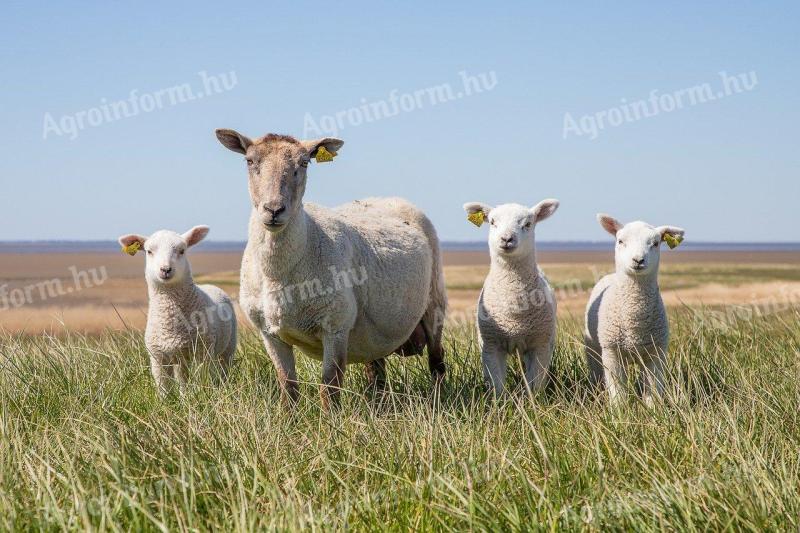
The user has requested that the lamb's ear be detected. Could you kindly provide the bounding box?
[597,213,623,236]
[215,128,252,154]
[182,225,210,248]
[530,199,559,223]
[657,225,685,241]
[463,202,493,227]
[301,138,345,161]
[118,234,147,248]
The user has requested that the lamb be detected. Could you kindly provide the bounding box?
[118,226,237,396]
[584,214,685,405]
[215,129,447,408]
[463,199,560,396]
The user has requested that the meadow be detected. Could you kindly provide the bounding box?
[0,253,798,530]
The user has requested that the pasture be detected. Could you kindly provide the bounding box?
[0,252,798,529]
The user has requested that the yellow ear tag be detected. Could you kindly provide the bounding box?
[467,211,485,227]
[122,242,141,256]
[315,146,336,163]
[663,233,683,249]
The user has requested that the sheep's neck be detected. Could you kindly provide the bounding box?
[615,271,660,299]
[148,274,203,314]
[254,208,310,278]
[490,252,540,285]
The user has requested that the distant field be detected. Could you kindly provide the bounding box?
[0,250,797,334]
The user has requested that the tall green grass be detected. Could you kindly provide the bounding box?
[0,308,798,530]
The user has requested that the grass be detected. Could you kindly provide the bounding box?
[0,308,798,530]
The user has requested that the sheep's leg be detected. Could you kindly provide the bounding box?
[482,345,507,397]
[174,359,189,397]
[602,347,627,405]
[421,315,446,383]
[150,355,171,398]
[641,353,666,407]
[522,344,552,395]
[364,358,387,393]
[262,334,298,404]
[321,332,348,409]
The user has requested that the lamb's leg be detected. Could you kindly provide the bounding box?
[585,340,605,389]
[364,358,387,393]
[174,359,189,397]
[321,332,348,409]
[522,344,552,395]
[421,314,446,384]
[482,345,507,397]
[602,347,626,405]
[641,352,666,407]
[262,334,298,404]
[150,355,171,398]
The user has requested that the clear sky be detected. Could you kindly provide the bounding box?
[1,1,798,242]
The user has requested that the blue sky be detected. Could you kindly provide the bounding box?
[1,1,798,242]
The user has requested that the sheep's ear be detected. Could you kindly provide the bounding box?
[463,202,493,227]
[183,225,210,247]
[656,226,686,241]
[215,128,252,154]
[530,199,559,224]
[118,234,147,248]
[301,138,345,161]
[597,213,623,236]
[118,234,147,255]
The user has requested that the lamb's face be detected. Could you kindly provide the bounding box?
[614,222,663,276]
[215,130,344,235]
[463,199,559,259]
[598,214,685,278]
[143,231,192,285]
[118,226,209,287]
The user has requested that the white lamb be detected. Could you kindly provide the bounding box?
[118,226,237,396]
[463,199,560,396]
[215,129,447,408]
[584,214,685,405]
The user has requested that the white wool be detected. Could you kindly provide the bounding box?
[118,227,236,396]
[584,214,685,405]
[463,199,560,395]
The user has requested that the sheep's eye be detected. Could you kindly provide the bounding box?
[652,241,659,248]
[489,219,495,226]
[179,249,185,255]
[617,239,624,245]
[146,250,153,255]
[246,158,254,166]
[523,222,532,230]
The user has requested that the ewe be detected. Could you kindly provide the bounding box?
[584,214,685,405]
[215,129,447,407]
[118,226,236,396]
[463,199,560,396]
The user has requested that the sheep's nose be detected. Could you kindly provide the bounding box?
[633,257,645,266]
[500,235,515,245]
[263,204,286,218]
[160,266,173,275]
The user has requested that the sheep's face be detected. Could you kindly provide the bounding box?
[215,129,344,234]
[598,215,685,278]
[463,199,559,259]
[118,226,209,287]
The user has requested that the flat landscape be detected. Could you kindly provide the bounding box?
[0,247,798,529]
[2,248,799,334]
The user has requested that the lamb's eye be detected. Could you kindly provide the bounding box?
[490,219,495,226]
[652,241,659,248]
[617,239,624,245]
[246,158,254,166]
[146,250,153,255]
[523,222,532,230]
[179,249,185,255]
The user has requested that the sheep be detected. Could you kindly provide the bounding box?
[462,199,560,396]
[584,214,685,405]
[215,129,447,408]
[118,226,237,396]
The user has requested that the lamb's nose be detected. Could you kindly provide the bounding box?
[160,266,172,275]
[633,257,645,266]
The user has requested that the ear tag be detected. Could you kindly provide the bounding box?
[122,242,141,256]
[467,211,485,227]
[663,233,684,249]
[315,146,336,163]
